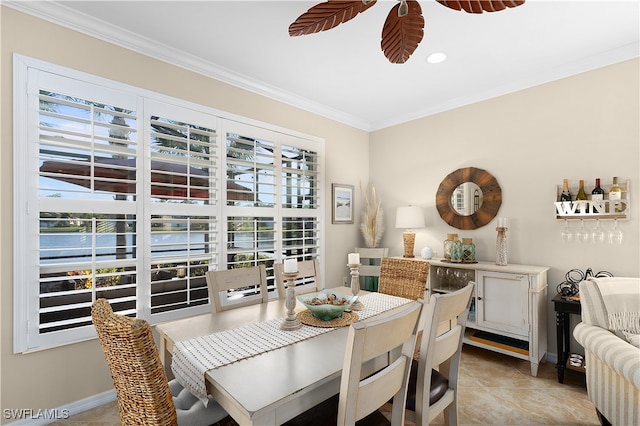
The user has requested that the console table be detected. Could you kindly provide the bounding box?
[552,294,583,383]
[427,259,549,377]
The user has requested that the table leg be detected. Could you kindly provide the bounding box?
[555,311,565,383]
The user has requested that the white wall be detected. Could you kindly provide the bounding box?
[369,58,640,356]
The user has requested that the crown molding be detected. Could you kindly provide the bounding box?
[4,1,372,131]
[371,42,640,131]
[5,1,638,133]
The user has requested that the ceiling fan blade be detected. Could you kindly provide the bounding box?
[436,0,524,14]
[381,1,424,64]
[289,0,377,37]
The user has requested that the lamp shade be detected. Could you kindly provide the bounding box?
[395,206,425,229]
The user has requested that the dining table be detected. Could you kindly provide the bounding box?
[156,286,416,426]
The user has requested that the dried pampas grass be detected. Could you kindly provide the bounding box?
[360,182,384,248]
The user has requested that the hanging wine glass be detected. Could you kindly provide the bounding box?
[591,219,605,244]
[609,218,623,244]
[576,219,589,243]
[561,219,573,243]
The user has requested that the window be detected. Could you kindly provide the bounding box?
[13,56,324,352]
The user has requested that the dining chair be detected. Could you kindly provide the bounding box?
[283,299,424,426]
[378,257,429,301]
[205,264,268,313]
[405,282,474,426]
[356,247,389,291]
[274,258,321,297]
[91,298,228,426]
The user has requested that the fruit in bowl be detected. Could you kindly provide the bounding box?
[297,290,356,321]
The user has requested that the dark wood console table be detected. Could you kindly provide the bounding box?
[552,294,583,383]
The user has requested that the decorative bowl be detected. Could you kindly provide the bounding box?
[297,290,356,321]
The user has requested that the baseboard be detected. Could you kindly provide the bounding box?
[546,352,558,364]
[6,390,116,425]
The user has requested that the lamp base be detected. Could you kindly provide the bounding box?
[402,230,416,258]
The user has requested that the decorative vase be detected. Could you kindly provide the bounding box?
[443,234,458,261]
[461,238,476,263]
[496,227,508,266]
[420,246,433,259]
[451,239,463,263]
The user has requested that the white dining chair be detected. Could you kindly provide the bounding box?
[283,299,423,426]
[205,264,268,313]
[405,282,474,426]
[274,258,321,298]
[356,247,389,291]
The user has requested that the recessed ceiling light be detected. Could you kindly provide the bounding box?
[427,52,447,64]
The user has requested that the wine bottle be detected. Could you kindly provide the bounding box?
[591,178,604,213]
[560,179,572,204]
[576,179,588,213]
[609,177,622,213]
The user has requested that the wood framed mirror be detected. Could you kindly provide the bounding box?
[436,167,502,230]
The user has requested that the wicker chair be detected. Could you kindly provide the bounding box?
[378,257,429,301]
[91,299,228,426]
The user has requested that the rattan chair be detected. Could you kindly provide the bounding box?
[378,257,429,300]
[405,282,474,426]
[205,264,269,313]
[274,259,321,297]
[91,299,228,426]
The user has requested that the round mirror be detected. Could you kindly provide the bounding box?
[450,182,483,216]
[436,167,501,230]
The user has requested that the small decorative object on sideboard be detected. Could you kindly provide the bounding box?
[443,233,458,261]
[496,217,508,266]
[451,238,463,263]
[420,246,433,259]
[461,238,476,263]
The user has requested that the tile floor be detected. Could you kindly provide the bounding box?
[52,345,599,425]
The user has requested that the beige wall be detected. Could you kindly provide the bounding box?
[2,4,639,419]
[1,7,368,417]
[370,58,640,359]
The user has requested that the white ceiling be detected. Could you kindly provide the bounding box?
[8,0,640,131]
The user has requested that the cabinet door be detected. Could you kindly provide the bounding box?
[476,271,529,337]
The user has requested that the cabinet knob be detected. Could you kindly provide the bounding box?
[477,296,482,300]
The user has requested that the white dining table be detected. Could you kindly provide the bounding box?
[156,287,415,426]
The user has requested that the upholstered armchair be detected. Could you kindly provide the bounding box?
[573,277,640,426]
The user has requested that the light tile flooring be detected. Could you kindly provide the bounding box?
[53,345,599,425]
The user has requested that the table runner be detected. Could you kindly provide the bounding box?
[171,292,412,403]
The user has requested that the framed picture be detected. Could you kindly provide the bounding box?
[332,183,354,224]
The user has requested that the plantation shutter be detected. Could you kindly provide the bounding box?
[146,108,220,316]
[32,73,140,349]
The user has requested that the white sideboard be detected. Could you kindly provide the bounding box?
[427,258,549,376]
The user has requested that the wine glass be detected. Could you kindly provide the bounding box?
[591,219,605,244]
[609,218,623,245]
[576,219,589,243]
[561,219,573,243]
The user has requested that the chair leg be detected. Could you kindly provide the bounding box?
[596,409,612,426]
[444,401,457,426]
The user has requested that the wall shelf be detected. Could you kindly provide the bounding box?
[554,179,630,221]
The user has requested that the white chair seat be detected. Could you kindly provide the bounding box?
[169,380,228,425]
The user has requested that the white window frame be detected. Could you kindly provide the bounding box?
[13,55,324,353]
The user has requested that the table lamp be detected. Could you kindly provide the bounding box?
[395,206,425,258]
